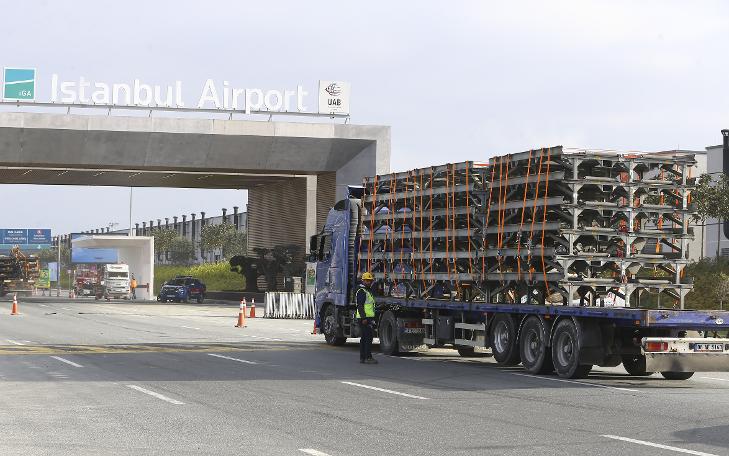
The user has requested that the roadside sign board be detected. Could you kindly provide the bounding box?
[48,262,58,281]
[3,68,36,101]
[0,228,52,250]
[37,269,51,289]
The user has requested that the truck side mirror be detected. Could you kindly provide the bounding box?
[309,235,318,255]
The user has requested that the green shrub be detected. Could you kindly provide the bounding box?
[154,262,244,293]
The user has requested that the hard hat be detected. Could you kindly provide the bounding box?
[361,271,374,281]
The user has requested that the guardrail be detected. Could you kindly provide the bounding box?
[264,292,315,319]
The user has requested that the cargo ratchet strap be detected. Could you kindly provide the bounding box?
[367,176,378,272]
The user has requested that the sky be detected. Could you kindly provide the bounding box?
[0,0,728,235]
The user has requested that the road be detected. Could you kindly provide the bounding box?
[1,297,729,456]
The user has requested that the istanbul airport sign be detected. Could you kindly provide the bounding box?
[2,67,350,115]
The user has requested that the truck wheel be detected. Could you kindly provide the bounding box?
[519,316,554,374]
[489,314,520,366]
[197,296,204,304]
[322,305,346,346]
[551,319,592,379]
[661,371,694,380]
[379,311,400,355]
[621,355,653,376]
[456,346,488,358]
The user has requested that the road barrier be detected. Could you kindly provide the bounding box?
[264,292,315,319]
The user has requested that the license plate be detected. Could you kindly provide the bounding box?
[693,343,724,352]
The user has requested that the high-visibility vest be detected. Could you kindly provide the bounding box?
[130,279,137,288]
[354,286,376,319]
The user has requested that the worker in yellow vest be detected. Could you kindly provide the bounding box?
[355,271,378,364]
[130,274,138,300]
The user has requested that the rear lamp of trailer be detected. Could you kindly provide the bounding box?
[644,341,669,352]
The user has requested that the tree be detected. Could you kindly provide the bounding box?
[152,228,179,259]
[38,245,70,267]
[200,222,246,260]
[169,237,196,265]
[692,173,729,222]
[715,273,729,311]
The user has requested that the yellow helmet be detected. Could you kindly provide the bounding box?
[361,271,375,281]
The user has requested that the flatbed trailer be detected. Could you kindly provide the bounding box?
[311,149,729,380]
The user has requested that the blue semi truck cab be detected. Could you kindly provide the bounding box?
[311,193,729,380]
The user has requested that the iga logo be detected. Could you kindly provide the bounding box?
[3,68,36,101]
[325,82,341,96]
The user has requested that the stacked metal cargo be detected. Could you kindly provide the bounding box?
[358,146,696,308]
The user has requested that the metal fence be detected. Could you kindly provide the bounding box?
[264,292,316,319]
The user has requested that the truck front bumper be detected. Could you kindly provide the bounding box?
[643,337,729,372]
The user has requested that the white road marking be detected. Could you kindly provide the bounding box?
[39,304,48,307]
[511,372,639,392]
[180,325,200,330]
[299,449,333,456]
[50,356,83,368]
[6,339,25,345]
[340,381,430,400]
[207,353,258,364]
[601,434,718,456]
[125,385,185,405]
[700,376,729,383]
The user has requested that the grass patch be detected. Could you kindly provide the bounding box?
[154,262,244,294]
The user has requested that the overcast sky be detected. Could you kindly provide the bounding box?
[1,0,728,235]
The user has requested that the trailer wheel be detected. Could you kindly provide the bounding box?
[660,371,694,380]
[621,355,653,376]
[519,316,553,374]
[379,311,400,355]
[322,305,346,346]
[551,319,592,379]
[489,314,520,366]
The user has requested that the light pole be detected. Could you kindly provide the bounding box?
[128,187,134,236]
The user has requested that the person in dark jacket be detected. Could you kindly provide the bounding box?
[355,271,378,364]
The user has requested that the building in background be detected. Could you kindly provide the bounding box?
[68,206,247,265]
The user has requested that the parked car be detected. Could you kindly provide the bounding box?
[157,276,207,303]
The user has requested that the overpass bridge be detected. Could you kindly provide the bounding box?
[0,110,390,253]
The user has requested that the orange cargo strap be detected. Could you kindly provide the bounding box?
[367,176,378,271]
[429,168,434,281]
[465,164,473,274]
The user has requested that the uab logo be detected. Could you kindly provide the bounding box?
[3,67,35,100]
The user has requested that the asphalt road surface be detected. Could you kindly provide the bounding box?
[1,297,729,456]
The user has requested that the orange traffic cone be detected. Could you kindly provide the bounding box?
[235,299,247,328]
[11,293,19,315]
[249,298,256,318]
[311,319,318,335]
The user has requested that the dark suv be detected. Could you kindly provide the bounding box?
[157,276,207,303]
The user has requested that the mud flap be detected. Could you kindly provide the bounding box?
[397,317,428,353]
